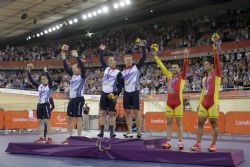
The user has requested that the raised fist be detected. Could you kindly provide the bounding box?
[99,44,106,50]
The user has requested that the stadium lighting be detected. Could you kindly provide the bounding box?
[125,0,131,5]
[113,3,119,9]
[102,6,109,13]
[82,14,87,20]
[88,13,93,18]
[69,20,73,24]
[120,1,125,7]
[28,1,133,42]
[97,9,102,14]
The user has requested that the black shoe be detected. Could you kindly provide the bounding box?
[110,133,116,138]
[123,133,133,138]
[97,132,104,138]
[136,132,142,139]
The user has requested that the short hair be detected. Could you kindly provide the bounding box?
[171,61,180,67]
[73,64,80,68]
[41,74,47,78]
[40,75,48,81]
[204,57,214,65]
[124,54,132,58]
[109,53,115,57]
[108,56,115,60]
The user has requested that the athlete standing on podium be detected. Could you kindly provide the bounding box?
[27,65,53,144]
[151,44,189,150]
[97,44,123,138]
[122,38,147,138]
[61,45,86,144]
[191,33,222,152]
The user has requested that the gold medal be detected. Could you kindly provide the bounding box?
[107,93,115,101]
[211,33,220,42]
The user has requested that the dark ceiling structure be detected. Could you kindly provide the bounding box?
[0,0,248,46]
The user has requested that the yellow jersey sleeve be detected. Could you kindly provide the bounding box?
[199,77,206,105]
[154,55,172,78]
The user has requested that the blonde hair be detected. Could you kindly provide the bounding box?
[124,54,132,58]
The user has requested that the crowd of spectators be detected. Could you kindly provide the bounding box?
[0,8,250,94]
[1,50,249,94]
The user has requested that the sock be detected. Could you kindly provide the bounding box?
[109,126,114,134]
[100,125,104,133]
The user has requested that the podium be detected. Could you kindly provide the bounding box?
[6,136,244,166]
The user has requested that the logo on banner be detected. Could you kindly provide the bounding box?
[235,120,250,126]
[12,117,37,122]
[150,118,166,124]
[57,114,66,123]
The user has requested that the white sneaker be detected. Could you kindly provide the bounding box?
[123,133,133,138]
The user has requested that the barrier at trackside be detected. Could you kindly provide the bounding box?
[145,111,250,134]
[4,111,38,129]
[0,111,69,129]
[225,112,250,135]
[145,112,225,133]
[0,110,4,129]
[0,111,80,129]
[50,112,68,128]
[0,110,250,135]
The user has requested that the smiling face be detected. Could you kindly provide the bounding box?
[203,61,213,72]
[171,64,180,75]
[108,57,116,69]
[124,55,133,67]
[41,76,48,85]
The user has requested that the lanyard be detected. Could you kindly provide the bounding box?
[171,75,178,89]
[124,67,132,81]
[107,68,115,80]
[205,73,212,90]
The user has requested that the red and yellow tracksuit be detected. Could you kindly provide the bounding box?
[154,55,188,117]
[198,49,221,118]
